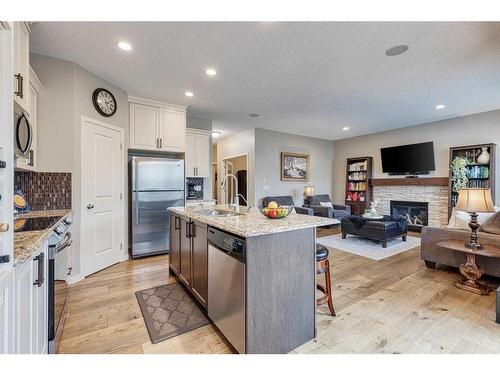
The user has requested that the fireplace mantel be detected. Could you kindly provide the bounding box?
[369,177,449,187]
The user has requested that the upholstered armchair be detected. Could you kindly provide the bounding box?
[262,195,314,215]
[303,194,351,219]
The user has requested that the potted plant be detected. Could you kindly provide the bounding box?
[450,156,471,192]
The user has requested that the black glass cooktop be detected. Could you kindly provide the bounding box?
[14,216,63,232]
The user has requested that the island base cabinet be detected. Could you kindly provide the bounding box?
[169,213,181,275]
[190,221,208,306]
[179,217,191,287]
[168,214,208,309]
[245,228,316,354]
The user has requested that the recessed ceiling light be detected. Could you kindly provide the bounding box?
[435,104,446,110]
[206,68,217,76]
[118,41,132,51]
[185,91,194,97]
[212,131,222,137]
[385,45,409,57]
[249,113,260,117]
[342,126,350,131]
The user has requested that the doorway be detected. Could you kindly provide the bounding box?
[81,116,125,276]
[221,154,248,206]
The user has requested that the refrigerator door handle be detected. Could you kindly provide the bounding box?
[135,192,140,225]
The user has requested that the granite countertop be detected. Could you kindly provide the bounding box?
[14,209,72,266]
[169,205,336,237]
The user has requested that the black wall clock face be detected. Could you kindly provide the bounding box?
[92,88,117,117]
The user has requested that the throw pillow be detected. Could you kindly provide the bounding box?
[319,201,333,208]
[448,207,500,230]
[480,210,500,235]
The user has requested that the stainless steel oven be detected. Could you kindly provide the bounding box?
[48,217,72,354]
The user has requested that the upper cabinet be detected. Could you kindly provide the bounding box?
[185,129,211,178]
[128,96,186,153]
[13,22,30,113]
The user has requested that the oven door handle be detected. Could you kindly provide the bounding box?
[56,232,72,253]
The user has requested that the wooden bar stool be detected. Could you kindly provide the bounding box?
[316,244,336,316]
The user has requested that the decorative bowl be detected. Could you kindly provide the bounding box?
[258,205,293,219]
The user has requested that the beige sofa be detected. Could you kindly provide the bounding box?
[421,226,500,277]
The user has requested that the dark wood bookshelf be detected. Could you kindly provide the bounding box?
[345,156,373,215]
[448,143,496,218]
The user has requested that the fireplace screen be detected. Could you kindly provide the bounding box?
[390,200,429,229]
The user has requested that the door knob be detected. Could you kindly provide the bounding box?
[0,223,9,232]
[87,204,95,209]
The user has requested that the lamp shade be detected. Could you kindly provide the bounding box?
[303,185,315,197]
[456,188,495,213]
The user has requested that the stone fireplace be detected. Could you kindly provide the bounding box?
[371,180,449,228]
[391,200,429,231]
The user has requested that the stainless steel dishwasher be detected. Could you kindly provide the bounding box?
[207,226,246,354]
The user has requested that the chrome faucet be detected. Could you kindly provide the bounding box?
[221,173,239,212]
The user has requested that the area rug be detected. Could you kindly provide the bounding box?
[135,282,209,344]
[317,234,421,261]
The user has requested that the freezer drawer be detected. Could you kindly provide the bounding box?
[131,190,184,257]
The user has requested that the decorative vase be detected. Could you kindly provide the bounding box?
[477,147,490,164]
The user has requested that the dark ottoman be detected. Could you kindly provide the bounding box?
[341,217,408,248]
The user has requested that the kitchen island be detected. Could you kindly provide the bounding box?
[168,205,335,354]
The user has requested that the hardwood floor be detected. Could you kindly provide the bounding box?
[58,228,500,354]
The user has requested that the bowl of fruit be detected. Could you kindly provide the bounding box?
[258,201,293,219]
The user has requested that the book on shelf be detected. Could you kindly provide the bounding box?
[348,161,367,172]
[467,165,489,179]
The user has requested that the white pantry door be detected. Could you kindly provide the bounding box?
[81,117,124,276]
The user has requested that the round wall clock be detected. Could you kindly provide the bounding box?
[92,88,117,117]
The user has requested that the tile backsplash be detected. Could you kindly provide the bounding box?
[14,171,72,210]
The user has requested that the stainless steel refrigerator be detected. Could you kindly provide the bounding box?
[130,156,185,258]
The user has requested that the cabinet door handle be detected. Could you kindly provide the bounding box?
[33,252,44,287]
[159,138,162,148]
[190,222,195,238]
[174,216,180,230]
[14,73,23,98]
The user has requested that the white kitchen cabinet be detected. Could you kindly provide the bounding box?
[13,22,30,113]
[13,241,48,354]
[15,67,41,171]
[14,255,33,353]
[0,270,14,354]
[159,107,186,152]
[129,102,159,151]
[128,96,186,152]
[185,129,210,177]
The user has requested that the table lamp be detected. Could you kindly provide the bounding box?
[456,188,495,250]
[303,185,315,197]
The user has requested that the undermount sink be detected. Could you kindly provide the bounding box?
[196,209,241,217]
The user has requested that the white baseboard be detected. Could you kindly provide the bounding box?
[67,273,85,285]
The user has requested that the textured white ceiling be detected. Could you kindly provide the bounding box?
[30,22,500,140]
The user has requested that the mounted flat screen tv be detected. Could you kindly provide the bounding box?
[381,142,435,175]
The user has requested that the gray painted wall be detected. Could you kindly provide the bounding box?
[31,53,129,277]
[254,128,335,206]
[333,109,500,204]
